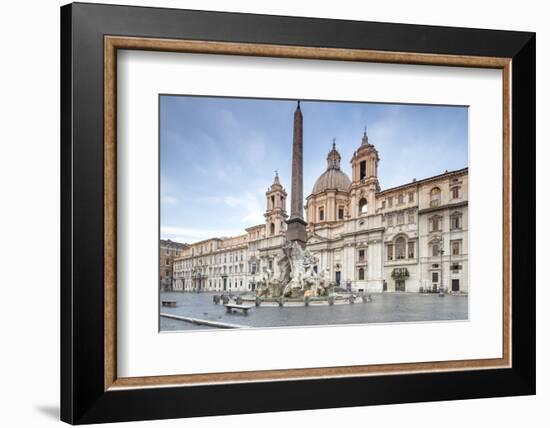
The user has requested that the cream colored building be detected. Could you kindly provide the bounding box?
[173,131,468,294]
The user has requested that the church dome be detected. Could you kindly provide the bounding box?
[312,141,351,193]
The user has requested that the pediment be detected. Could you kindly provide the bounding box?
[307,233,329,244]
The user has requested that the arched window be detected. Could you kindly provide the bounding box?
[395,237,406,259]
[358,268,365,280]
[270,222,275,235]
[430,187,441,207]
[359,198,368,215]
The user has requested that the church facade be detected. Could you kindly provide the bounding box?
[172,104,468,294]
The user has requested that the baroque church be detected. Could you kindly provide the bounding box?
[172,102,468,294]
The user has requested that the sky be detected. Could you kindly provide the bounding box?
[160,96,468,244]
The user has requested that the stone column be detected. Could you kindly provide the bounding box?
[286,101,307,245]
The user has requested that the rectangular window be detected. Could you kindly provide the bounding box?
[360,161,366,179]
[319,207,324,221]
[338,207,344,220]
[408,211,415,224]
[430,217,440,232]
[381,200,386,209]
[268,260,273,270]
[408,242,415,258]
[388,197,393,207]
[408,191,414,202]
[451,215,461,230]
[452,187,460,199]
[432,244,439,257]
[452,240,461,255]
[397,213,404,225]
[358,249,365,261]
[398,194,404,204]
[396,242,405,259]
[387,244,394,261]
[387,215,393,226]
[432,272,439,283]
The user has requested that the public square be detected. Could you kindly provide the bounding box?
[159,291,468,331]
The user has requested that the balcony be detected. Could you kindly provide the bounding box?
[356,256,367,266]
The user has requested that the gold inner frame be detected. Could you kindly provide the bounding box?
[104,35,512,391]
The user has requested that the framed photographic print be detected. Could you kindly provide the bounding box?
[61,2,536,424]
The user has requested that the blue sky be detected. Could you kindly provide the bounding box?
[160,96,468,244]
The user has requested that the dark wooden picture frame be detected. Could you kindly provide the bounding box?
[61,2,535,424]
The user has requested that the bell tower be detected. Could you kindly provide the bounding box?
[350,129,380,218]
[265,171,288,236]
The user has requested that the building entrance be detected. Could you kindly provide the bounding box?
[452,279,460,292]
[395,280,405,292]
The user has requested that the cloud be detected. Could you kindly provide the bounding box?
[223,191,265,225]
[161,226,245,244]
[161,195,179,205]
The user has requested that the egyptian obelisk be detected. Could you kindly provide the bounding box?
[286,101,307,246]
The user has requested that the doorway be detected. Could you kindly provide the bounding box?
[335,271,341,286]
[395,280,405,292]
[452,279,460,292]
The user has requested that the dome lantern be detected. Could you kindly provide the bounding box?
[326,138,341,170]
